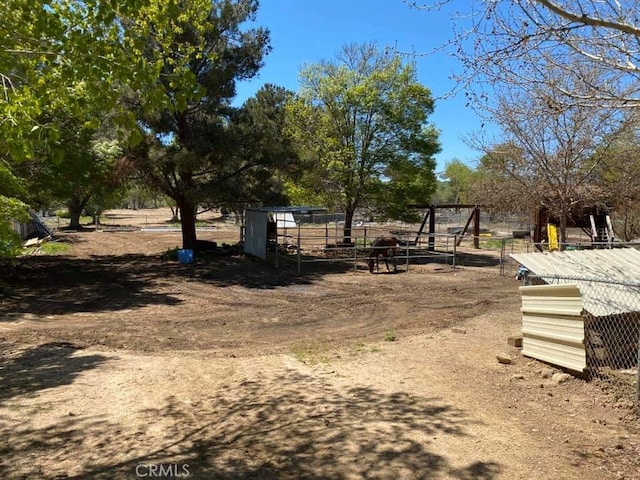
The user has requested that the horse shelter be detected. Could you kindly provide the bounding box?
[242,206,458,274]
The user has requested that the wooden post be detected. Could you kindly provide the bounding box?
[456,209,476,247]
[416,209,430,246]
[533,206,545,246]
[428,205,436,252]
[473,206,480,249]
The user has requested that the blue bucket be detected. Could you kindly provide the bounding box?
[177,249,194,264]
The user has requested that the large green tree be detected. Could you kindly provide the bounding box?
[0,0,177,255]
[1,1,124,253]
[201,84,299,214]
[286,43,440,243]
[441,159,478,205]
[19,110,125,229]
[126,0,274,251]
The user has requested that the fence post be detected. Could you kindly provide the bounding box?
[405,241,409,271]
[297,223,301,275]
[452,235,457,269]
[354,242,358,272]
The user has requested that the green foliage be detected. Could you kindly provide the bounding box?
[384,330,397,342]
[0,0,150,159]
[127,3,279,250]
[375,152,438,222]
[123,182,167,209]
[0,160,26,199]
[285,43,440,237]
[24,241,71,256]
[23,110,125,228]
[432,180,453,204]
[441,159,478,205]
[203,84,299,212]
[0,195,29,258]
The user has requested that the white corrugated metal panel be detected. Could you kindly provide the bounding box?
[520,284,586,373]
[244,209,268,259]
[520,283,583,316]
[511,248,640,317]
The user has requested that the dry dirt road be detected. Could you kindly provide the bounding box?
[0,211,638,479]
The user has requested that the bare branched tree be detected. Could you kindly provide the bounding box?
[408,0,640,108]
[467,64,631,243]
[595,127,640,240]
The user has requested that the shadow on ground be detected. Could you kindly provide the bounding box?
[0,370,502,480]
[0,254,352,319]
[455,251,501,268]
[0,342,108,403]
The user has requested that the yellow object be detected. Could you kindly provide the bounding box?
[547,224,559,251]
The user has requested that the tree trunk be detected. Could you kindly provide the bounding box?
[343,207,355,244]
[67,197,84,230]
[178,198,197,252]
[169,204,179,223]
[559,212,568,250]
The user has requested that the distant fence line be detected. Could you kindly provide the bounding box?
[448,236,640,277]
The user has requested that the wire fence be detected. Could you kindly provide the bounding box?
[525,274,640,405]
[452,236,640,277]
[272,224,457,274]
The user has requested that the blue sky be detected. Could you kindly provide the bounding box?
[235,0,494,174]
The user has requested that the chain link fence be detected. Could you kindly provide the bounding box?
[525,274,640,405]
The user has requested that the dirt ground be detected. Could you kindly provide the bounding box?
[0,209,639,479]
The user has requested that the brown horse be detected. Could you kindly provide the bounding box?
[367,237,401,273]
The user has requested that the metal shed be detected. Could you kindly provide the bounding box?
[243,206,326,260]
[511,248,640,374]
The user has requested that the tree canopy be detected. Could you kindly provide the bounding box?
[0,0,154,159]
[440,160,478,205]
[286,43,440,242]
[124,0,283,251]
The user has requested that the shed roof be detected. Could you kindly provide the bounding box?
[245,206,327,213]
[510,248,640,317]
